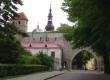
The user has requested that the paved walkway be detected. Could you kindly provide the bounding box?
[7,71,66,80]
[7,70,110,80]
[48,70,110,80]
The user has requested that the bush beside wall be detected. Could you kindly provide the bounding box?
[0,64,47,77]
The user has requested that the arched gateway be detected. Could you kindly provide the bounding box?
[62,47,103,71]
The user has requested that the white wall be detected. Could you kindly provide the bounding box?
[26,48,62,70]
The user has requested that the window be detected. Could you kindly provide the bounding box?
[40,37,42,41]
[51,52,55,58]
[33,38,35,41]
[55,37,57,41]
[18,21,21,24]
[26,21,27,25]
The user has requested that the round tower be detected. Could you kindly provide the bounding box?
[10,12,28,32]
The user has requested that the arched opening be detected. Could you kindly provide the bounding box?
[72,50,97,70]
[63,61,68,70]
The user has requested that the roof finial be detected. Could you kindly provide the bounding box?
[37,22,39,28]
[50,0,52,12]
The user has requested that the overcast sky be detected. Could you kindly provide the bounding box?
[18,0,72,32]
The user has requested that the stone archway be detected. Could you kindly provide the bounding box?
[70,47,102,71]
[62,59,72,71]
[72,50,97,70]
[62,44,103,71]
[63,61,68,70]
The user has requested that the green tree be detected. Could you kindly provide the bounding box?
[57,23,74,41]
[57,24,73,33]
[0,0,28,64]
[72,50,94,69]
[18,54,41,64]
[0,23,28,64]
[0,0,23,27]
[36,51,54,69]
[62,0,110,74]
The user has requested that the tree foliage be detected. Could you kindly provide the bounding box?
[36,51,54,69]
[57,24,73,33]
[0,0,23,26]
[57,23,74,41]
[0,23,28,64]
[73,50,94,69]
[0,0,28,64]
[62,0,110,74]
[18,54,41,64]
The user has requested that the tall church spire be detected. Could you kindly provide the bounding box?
[45,3,54,31]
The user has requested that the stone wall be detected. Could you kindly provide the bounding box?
[21,32,102,71]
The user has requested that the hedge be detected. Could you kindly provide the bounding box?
[0,64,47,77]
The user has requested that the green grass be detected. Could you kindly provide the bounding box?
[0,71,48,80]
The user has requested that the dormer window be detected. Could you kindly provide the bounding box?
[29,44,32,47]
[45,44,47,47]
[18,21,21,24]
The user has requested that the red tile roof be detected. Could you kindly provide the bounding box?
[21,42,61,49]
[18,12,28,20]
[11,12,28,21]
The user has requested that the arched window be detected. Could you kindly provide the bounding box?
[18,21,21,24]
[55,37,57,41]
[40,37,42,41]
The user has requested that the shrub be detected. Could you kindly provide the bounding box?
[36,51,54,69]
[18,55,41,64]
[0,64,47,77]
[18,50,41,65]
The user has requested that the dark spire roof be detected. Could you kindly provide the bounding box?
[45,4,54,31]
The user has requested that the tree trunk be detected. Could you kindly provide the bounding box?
[103,53,110,74]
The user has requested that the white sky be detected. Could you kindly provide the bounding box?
[18,0,73,32]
